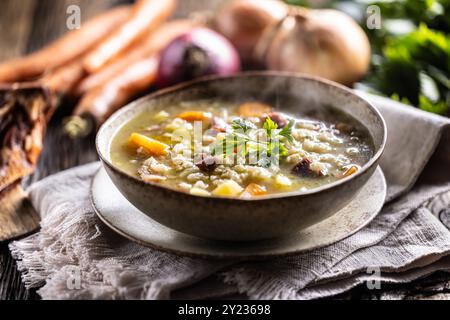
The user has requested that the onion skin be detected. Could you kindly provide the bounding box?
[265,8,371,86]
[156,28,241,88]
[213,0,288,65]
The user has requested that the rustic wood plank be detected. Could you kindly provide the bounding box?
[0,183,39,242]
[0,244,39,300]
[0,0,36,61]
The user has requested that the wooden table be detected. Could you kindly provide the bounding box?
[0,0,449,300]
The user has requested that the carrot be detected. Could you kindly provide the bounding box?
[40,60,86,96]
[0,6,131,83]
[72,55,159,128]
[83,0,176,74]
[177,111,212,122]
[342,165,359,178]
[128,133,169,156]
[243,183,267,196]
[77,19,196,94]
[238,102,272,117]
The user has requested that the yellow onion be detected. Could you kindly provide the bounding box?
[213,1,371,85]
[264,8,371,85]
[212,0,288,64]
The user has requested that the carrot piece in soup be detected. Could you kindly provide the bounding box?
[243,183,267,196]
[177,111,211,122]
[128,133,169,156]
[238,102,272,117]
[342,165,358,177]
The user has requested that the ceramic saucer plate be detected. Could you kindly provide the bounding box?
[91,166,386,259]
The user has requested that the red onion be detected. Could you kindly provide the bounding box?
[156,28,241,88]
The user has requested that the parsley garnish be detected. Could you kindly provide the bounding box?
[231,118,256,132]
[211,116,295,167]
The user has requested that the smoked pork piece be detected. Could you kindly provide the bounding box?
[0,84,53,191]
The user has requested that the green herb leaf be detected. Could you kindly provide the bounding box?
[263,117,278,133]
[211,116,293,167]
[257,156,273,168]
[231,118,256,132]
[279,119,295,143]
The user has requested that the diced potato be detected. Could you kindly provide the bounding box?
[238,102,272,117]
[212,180,244,197]
[177,111,211,122]
[153,111,169,123]
[242,183,267,197]
[190,187,211,197]
[274,174,292,188]
[128,133,169,156]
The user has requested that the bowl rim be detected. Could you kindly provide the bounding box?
[96,71,387,202]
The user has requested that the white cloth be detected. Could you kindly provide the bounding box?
[9,95,450,299]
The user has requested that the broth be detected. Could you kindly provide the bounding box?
[110,99,374,198]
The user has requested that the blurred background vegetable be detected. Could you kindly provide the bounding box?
[156,27,241,88]
[263,7,370,85]
[212,0,289,65]
[287,0,450,115]
[213,0,371,85]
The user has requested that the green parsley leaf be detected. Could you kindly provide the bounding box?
[279,119,295,143]
[231,118,256,132]
[263,117,278,135]
[211,116,293,166]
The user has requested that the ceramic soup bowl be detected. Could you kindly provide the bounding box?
[96,72,386,241]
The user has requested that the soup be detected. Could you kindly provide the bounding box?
[110,99,374,198]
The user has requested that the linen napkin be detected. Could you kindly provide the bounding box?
[9,94,450,300]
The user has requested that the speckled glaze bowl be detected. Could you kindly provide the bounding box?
[96,72,387,241]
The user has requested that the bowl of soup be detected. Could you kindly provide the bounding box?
[96,72,386,241]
